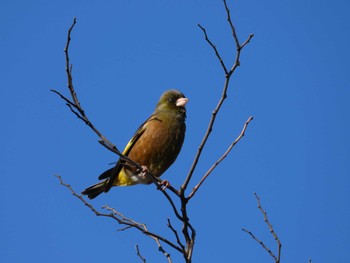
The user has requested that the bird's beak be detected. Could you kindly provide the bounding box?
[176,97,189,107]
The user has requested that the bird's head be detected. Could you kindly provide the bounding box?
[155,89,189,114]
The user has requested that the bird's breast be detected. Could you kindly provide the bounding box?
[127,115,185,179]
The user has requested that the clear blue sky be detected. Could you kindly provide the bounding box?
[1,0,349,262]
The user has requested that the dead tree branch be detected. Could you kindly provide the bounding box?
[136,245,147,263]
[188,116,253,200]
[168,218,186,252]
[176,1,254,260]
[55,174,175,261]
[243,193,282,263]
[181,0,254,195]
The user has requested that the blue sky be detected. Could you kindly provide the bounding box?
[1,0,349,262]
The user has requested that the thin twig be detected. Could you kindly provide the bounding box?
[52,19,119,153]
[223,0,240,49]
[181,29,228,194]
[242,228,277,261]
[136,245,147,263]
[188,116,253,200]
[167,218,185,252]
[254,192,282,263]
[104,205,173,262]
[64,18,80,109]
[197,24,228,75]
[241,34,254,49]
[243,193,282,263]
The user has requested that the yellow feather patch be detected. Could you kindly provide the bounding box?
[114,169,136,186]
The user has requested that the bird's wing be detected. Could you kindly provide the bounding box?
[122,113,162,155]
[122,118,148,156]
[98,114,158,183]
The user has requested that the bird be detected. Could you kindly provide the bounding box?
[81,89,188,199]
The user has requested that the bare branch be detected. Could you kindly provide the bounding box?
[64,18,80,108]
[197,24,228,75]
[136,245,147,263]
[181,0,254,195]
[54,174,182,255]
[103,205,173,262]
[242,228,278,261]
[223,0,254,51]
[241,34,254,49]
[243,193,282,263]
[156,243,173,263]
[254,192,282,263]
[52,18,120,154]
[157,244,173,263]
[188,116,253,200]
[178,193,196,263]
[223,0,240,49]
[167,218,185,252]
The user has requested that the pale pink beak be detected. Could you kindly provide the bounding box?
[176,97,189,107]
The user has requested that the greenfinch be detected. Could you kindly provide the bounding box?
[82,89,188,199]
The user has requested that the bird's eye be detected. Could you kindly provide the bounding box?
[168,97,175,103]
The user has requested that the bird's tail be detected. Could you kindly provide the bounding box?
[81,179,109,199]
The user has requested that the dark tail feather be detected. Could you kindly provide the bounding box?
[98,167,115,180]
[81,180,109,199]
[83,166,119,199]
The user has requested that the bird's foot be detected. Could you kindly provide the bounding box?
[136,165,149,180]
[158,180,170,191]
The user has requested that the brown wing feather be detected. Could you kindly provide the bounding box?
[101,115,156,191]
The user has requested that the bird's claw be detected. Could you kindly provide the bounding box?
[136,165,149,180]
[158,180,170,191]
[136,166,170,190]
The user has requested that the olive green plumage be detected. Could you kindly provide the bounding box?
[82,89,188,199]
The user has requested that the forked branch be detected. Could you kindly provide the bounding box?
[242,193,282,263]
[135,245,147,263]
[181,0,254,195]
[188,116,253,200]
[55,174,176,261]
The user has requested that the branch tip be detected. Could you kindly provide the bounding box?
[244,193,282,263]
